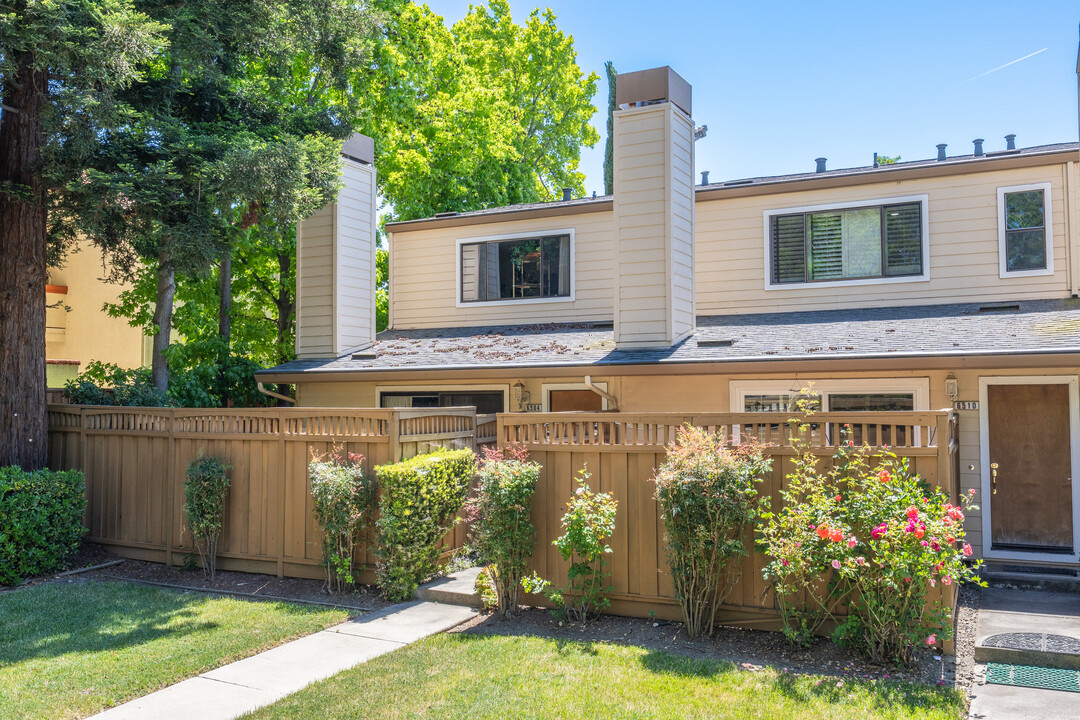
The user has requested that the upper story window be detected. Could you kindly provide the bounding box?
[765,195,929,289]
[458,231,572,305]
[998,183,1053,277]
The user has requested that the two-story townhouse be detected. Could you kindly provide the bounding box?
[259,64,1080,570]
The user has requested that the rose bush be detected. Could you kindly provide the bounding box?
[759,419,983,663]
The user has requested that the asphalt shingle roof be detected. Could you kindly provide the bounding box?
[260,298,1080,377]
[385,142,1079,228]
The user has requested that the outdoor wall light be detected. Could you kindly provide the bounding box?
[512,381,531,411]
[945,373,959,402]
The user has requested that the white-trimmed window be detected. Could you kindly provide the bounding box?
[457,229,573,306]
[998,183,1053,277]
[763,195,929,289]
[730,379,930,413]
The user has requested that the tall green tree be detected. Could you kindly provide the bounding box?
[603,61,616,196]
[0,0,163,468]
[59,0,378,393]
[361,0,600,222]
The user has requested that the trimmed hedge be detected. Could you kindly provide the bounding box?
[0,466,87,585]
[374,447,476,601]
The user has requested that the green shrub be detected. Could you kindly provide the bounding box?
[758,411,983,663]
[63,361,171,407]
[183,455,231,579]
[466,444,540,617]
[653,426,771,638]
[0,466,86,585]
[374,447,476,601]
[309,447,378,593]
[524,467,617,623]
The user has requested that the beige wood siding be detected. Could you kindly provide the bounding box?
[696,164,1074,314]
[612,103,695,348]
[389,211,615,329]
[335,161,377,353]
[295,204,335,358]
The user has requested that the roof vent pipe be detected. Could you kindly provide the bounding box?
[700,170,710,185]
[973,138,984,157]
[873,152,879,168]
[936,144,947,161]
[561,187,572,201]
[1005,134,1016,150]
[814,157,827,173]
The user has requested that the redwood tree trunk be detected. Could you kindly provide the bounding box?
[0,54,48,469]
[151,255,175,393]
[218,253,231,345]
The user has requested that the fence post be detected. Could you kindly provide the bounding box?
[165,409,176,569]
[389,409,401,463]
[934,411,954,500]
[276,410,286,578]
[79,407,89,530]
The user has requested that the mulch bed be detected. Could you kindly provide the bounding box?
[452,585,983,694]
[9,542,392,612]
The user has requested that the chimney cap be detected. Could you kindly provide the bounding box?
[561,187,572,202]
[815,157,827,173]
[936,143,947,161]
[616,66,692,116]
[341,133,374,165]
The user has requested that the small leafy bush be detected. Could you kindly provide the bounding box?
[653,426,771,638]
[758,413,983,663]
[183,455,231,579]
[0,466,86,585]
[309,446,377,593]
[374,447,476,601]
[466,443,541,617]
[525,467,617,623]
[63,361,171,407]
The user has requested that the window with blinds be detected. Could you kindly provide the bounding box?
[460,234,571,303]
[770,201,923,284]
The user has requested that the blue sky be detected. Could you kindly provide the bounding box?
[423,0,1080,196]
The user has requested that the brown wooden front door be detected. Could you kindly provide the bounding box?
[549,389,603,412]
[986,382,1074,553]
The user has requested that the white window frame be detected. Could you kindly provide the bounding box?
[762,194,931,290]
[997,182,1054,278]
[375,384,511,413]
[455,228,575,308]
[978,375,1080,564]
[541,382,609,412]
[729,378,931,412]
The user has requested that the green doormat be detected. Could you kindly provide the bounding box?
[986,663,1080,693]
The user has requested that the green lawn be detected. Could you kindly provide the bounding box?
[0,580,348,720]
[242,633,966,720]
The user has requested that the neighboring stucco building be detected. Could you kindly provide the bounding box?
[260,62,1080,572]
[46,241,149,388]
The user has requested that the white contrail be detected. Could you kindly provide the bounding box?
[960,47,1048,84]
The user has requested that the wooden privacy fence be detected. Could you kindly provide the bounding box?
[498,411,960,631]
[47,405,483,580]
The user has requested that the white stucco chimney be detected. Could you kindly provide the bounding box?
[612,67,696,349]
[295,133,377,359]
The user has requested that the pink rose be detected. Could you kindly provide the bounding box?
[781,559,790,566]
[831,559,841,570]
[962,543,973,557]
[926,634,937,646]
[847,537,857,548]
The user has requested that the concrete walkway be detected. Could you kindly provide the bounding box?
[968,588,1080,720]
[89,600,477,720]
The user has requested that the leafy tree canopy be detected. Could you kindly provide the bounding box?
[361,0,600,222]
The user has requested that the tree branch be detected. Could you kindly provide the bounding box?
[1,103,20,113]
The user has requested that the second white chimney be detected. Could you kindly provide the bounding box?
[295,133,377,359]
[612,67,696,349]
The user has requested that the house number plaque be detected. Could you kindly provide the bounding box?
[953,401,979,411]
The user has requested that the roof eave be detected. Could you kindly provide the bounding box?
[256,346,1080,383]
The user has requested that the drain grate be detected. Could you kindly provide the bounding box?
[987,663,1080,693]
